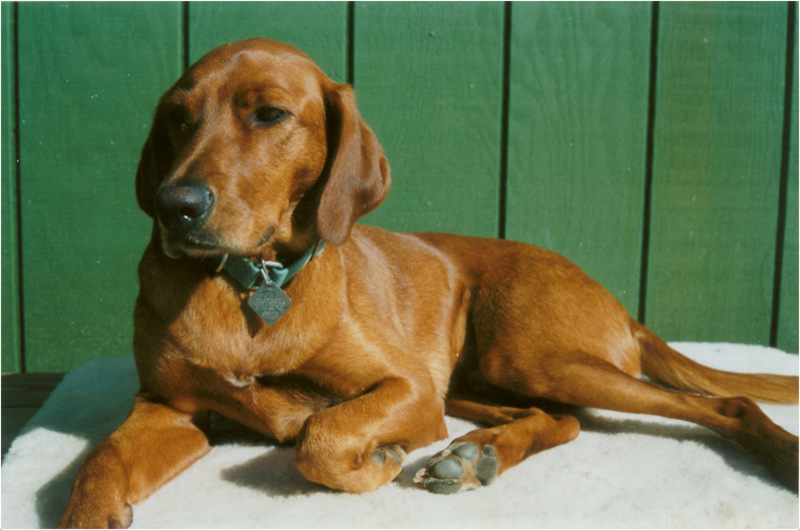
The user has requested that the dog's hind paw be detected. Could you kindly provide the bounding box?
[414,441,499,494]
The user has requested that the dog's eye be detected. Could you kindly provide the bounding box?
[169,119,196,143]
[164,105,196,139]
[251,106,289,127]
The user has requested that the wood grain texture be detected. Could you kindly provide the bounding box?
[17,3,182,372]
[2,3,796,374]
[505,2,651,316]
[2,2,21,373]
[645,2,786,344]
[354,1,505,237]
[777,11,798,353]
[188,2,349,82]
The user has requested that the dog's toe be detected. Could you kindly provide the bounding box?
[371,445,405,466]
[414,441,499,494]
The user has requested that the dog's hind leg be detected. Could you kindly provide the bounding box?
[415,400,579,493]
[486,348,798,491]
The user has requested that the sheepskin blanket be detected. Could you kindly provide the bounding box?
[2,343,798,528]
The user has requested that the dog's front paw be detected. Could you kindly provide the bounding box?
[414,441,499,494]
[295,438,408,493]
[371,444,406,467]
[57,460,133,529]
[58,500,133,529]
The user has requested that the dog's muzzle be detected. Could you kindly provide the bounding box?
[156,183,214,233]
[155,183,218,254]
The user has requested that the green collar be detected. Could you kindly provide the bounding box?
[222,241,325,290]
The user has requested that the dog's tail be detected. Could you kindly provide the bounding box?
[633,322,798,404]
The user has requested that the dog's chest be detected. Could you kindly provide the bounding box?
[203,367,349,442]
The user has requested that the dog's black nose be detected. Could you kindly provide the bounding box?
[155,184,214,234]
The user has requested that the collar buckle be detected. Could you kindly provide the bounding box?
[258,260,283,286]
[221,241,325,291]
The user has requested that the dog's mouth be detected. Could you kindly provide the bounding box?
[160,225,276,260]
[255,226,276,249]
[160,228,223,259]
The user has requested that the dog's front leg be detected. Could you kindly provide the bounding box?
[58,395,210,529]
[294,376,446,493]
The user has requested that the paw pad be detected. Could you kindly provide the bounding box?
[414,441,499,494]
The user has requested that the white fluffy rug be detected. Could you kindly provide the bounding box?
[2,343,798,528]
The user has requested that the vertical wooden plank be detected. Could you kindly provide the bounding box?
[505,2,651,316]
[189,2,349,82]
[354,2,505,237]
[1,2,22,373]
[777,10,798,353]
[646,2,786,343]
[17,2,182,372]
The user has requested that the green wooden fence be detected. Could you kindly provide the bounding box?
[2,2,797,373]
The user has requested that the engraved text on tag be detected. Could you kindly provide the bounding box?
[247,283,292,324]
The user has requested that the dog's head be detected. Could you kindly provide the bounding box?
[136,38,390,260]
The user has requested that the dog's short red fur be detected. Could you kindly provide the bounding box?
[59,39,798,528]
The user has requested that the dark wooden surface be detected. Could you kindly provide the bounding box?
[1,373,63,459]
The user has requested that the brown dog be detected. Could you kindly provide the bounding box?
[59,38,798,528]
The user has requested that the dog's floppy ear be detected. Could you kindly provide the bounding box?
[317,84,391,246]
[135,106,175,218]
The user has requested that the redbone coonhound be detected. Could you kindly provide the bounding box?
[59,38,798,528]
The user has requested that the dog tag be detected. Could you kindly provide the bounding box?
[247,260,292,324]
[248,282,292,324]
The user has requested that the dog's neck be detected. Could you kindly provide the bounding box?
[219,240,325,290]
